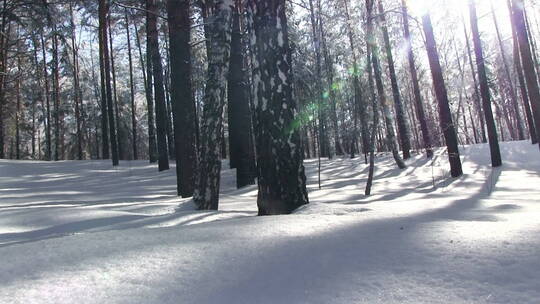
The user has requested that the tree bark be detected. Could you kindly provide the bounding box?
[401,0,433,158]
[378,0,411,160]
[193,0,234,210]
[124,9,138,160]
[247,0,309,215]
[512,0,540,148]
[422,13,463,177]
[167,0,199,197]
[147,0,169,170]
[99,0,119,166]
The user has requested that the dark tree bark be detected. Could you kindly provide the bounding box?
[0,0,6,159]
[144,12,158,163]
[508,0,536,143]
[167,0,198,197]
[491,2,524,141]
[15,53,20,160]
[99,0,119,166]
[469,0,501,167]
[124,9,138,160]
[511,0,540,146]
[39,32,53,160]
[147,0,169,171]
[422,13,463,177]
[52,28,61,160]
[401,0,433,158]
[109,20,124,161]
[343,0,368,161]
[247,0,309,215]
[193,0,234,210]
[463,18,487,143]
[70,3,83,160]
[378,0,411,160]
[370,2,406,170]
[97,19,110,160]
[227,0,256,188]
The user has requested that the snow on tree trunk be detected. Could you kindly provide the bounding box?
[247,0,309,215]
[193,0,234,210]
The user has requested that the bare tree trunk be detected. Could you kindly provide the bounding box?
[247,0,309,215]
[147,0,169,170]
[70,3,83,160]
[99,0,119,166]
[401,0,433,158]
[379,0,411,160]
[193,0,234,210]
[463,17,487,143]
[124,9,138,160]
[108,20,124,161]
[422,13,463,177]
[512,0,540,148]
[167,0,199,197]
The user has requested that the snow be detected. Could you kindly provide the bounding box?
[1,141,540,303]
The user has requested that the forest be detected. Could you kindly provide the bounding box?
[1,0,540,302]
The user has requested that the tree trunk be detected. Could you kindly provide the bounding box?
[109,20,124,161]
[343,0,368,162]
[379,0,411,160]
[469,0,502,167]
[52,28,61,160]
[463,18,487,143]
[99,0,119,166]
[70,3,83,160]
[248,0,309,215]
[147,0,169,170]
[509,0,537,144]
[167,0,199,197]
[227,0,256,188]
[193,0,234,210]
[124,9,138,160]
[422,13,463,177]
[491,1,525,141]
[401,0,433,158]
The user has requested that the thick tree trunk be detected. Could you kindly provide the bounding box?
[124,9,138,160]
[401,0,433,158]
[97,20,110,160]
[99,0,119,166]
[167,0,199,197]
[422,13,463,177]
[227,0,256,188]
[147,0,169,170]
[193,0,234,210]
[470,2,503,167]
[379,0,411,160]
[52,29,61,160]
[0,0,6,159]
[512,0,540,148]
[248,0,309,215]
[144,12,158,163]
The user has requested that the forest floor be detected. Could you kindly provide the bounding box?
[0,141,539,303]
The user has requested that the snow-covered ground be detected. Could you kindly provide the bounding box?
[1,141,539,303]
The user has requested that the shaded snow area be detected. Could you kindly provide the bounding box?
[1,141,540,303]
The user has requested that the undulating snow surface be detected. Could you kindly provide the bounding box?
[1,141,539,303]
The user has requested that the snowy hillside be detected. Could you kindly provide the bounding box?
[1,141,539,303]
